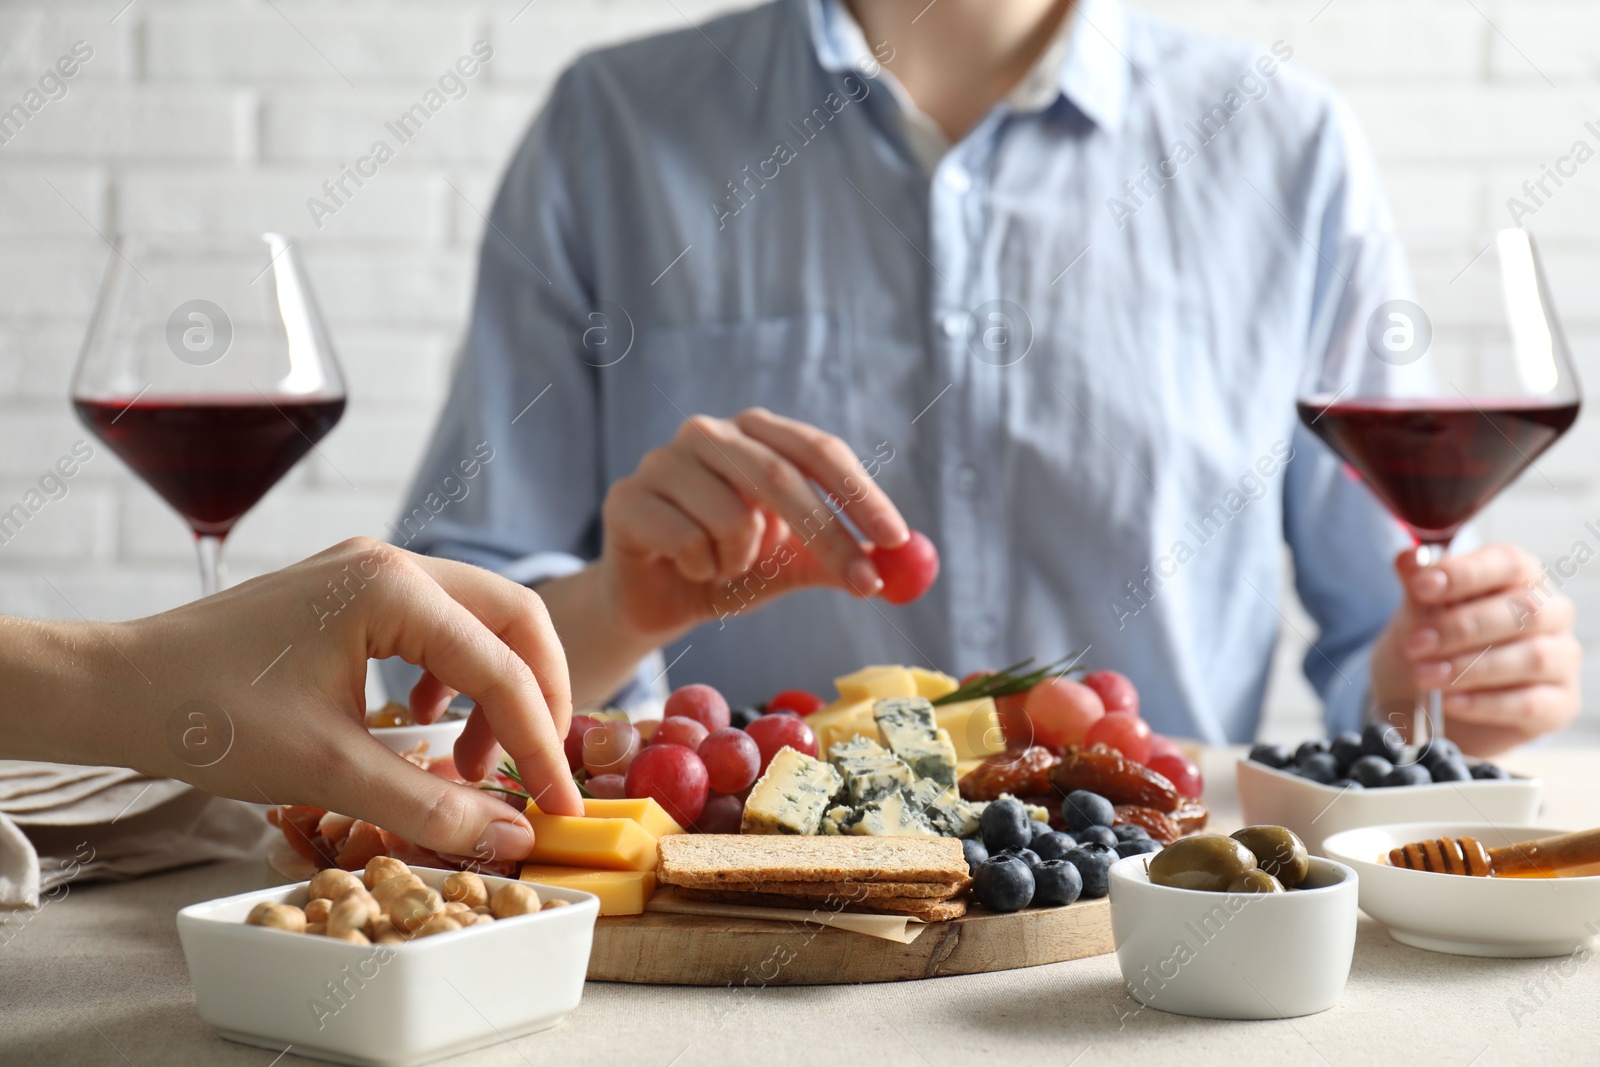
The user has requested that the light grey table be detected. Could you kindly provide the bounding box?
[5,748,1596,1066]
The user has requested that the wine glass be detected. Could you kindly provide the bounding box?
[71,234,346,596]
[1296,229,1581,746]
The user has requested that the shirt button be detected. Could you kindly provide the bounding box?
[955,465,978,496]
[941,312,965,338]
[942,167,970,193]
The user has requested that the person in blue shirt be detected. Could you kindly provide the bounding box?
[396,0,1579,755]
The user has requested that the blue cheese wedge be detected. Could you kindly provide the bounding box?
[904,777,981,838]
[828,736,915,806]
[740,746,843,835]
[818,805,852,835]
[841,789,939,837]
[872,697,959,787]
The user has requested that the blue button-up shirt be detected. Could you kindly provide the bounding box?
[395,0,1414,743]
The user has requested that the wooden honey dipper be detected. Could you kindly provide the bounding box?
[1387,827,1600,877]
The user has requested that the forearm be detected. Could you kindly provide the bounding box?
[0,616,154,771]
[535,564,672,709]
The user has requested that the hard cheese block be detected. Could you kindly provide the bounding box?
[520,866,655,915]
[933,697,1005,760]
[805,698,877,755]
[873,697,959,787]
[742,746,844,835]
[834,665,918,702]
[524,813,659,871]
[526,796,685,839]
[909,667,960,701]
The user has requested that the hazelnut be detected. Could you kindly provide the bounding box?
[371,874,426,911]
[441,871,489,909]
[363,856,411,891]
[308,869,364,902]
[409,916,463,939]
[460,912,495,927]
[443,901,473,917]
[490,883,540,919]
[305,922,328,936]
[303,898,333,924]
[328,928,370,945]
[390,888,444,933]
[541,898,572,911]
[245,901,276,926]
[471,905,493,916]
[253,903,307,933]
[328,894,378,936]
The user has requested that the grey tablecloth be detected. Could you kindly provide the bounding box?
[4,748,1596,1066]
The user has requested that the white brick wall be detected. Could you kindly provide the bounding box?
[1,0,1596,742]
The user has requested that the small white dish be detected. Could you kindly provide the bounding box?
[1322,821,1600,958]
[1109,854,1358,1020]
[1235,757,1542,855]
[370,716,467,759]
[177,866,599,1067]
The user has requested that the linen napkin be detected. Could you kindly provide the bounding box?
[0,760,270,910]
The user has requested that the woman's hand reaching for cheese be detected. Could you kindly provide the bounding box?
[0,538,584,862]
[539,408,910,705]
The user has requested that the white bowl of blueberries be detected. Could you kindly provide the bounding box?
[1237,723,1542,855]
[961,791,1160,912]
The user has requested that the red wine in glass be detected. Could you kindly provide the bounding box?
[74,395,347,539]
[1297,397,1580,546]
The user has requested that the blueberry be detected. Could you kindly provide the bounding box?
[1419,737,1462,769]
[729,706,762,730]
[1470,762,1510,781]
[1383,763,1433,788]
[1113,824,1151,843]
[1000,847,1043,869]
[1329,778,1363,790]
[1249,743,1293,769]
[960,836,989,874]
[1294,739,1330,766]
[1297,752,1341,784]
[1027,819,1055,843]
[1429,758,1470,783]
[1329,731,1363,772]
[1062,843,1117,899]
[972,855,1034,912]
[1075,825,1119,849]
[1062,790,1116,831]
[980,797,1032,853]
[1032,831,1078,862]
[1361,722,1405,763]
[1349,754,1393,788]
[1031,859,1084,907]
[1115,837,1161,859]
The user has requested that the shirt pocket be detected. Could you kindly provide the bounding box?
[598,312,857,484]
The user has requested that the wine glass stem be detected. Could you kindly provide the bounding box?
[195,535,225,598]
[1415,541,1447,744]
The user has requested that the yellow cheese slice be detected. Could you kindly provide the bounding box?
[807,697,879,755]
[934,697,1006,760]
[524,813,658,871]
[833,665,918,702]
[909,667,960,701]
[526,796,685,839]
[520,865,656,915]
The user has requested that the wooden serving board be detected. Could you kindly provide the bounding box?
[586,897,1112,985]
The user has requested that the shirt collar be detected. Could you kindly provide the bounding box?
[802,0,1131,131]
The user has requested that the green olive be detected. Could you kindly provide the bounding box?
[1230,825,1310,889]
[1226,869,1285,894]
[1148,834,1257,892]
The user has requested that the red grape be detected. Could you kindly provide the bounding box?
[625,743,710,826]
[1146,733,1182,762]
[767,689,825,716]
[869,530,940,605]
[1084,712,1153,763]
[1023,678,1105,751]
[1083,670,1139,716]
[698,727,761,793]
[652,715,709,750]
[586,773,627,799]
[582,719,641,777]
[564,714,602,772]
[1148,753,1203,799]
[693,792,745,834]
[743,714,818,773]
[663,683,730,732]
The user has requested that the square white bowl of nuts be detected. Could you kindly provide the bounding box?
[176,860,600,1067]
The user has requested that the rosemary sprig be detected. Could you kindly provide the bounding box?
[485,758,592,802]
[931,652,1087,705]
